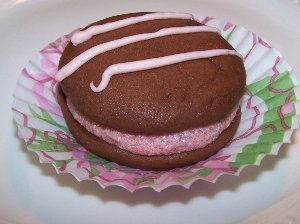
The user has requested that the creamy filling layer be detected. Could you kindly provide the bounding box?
[67,98,239,156]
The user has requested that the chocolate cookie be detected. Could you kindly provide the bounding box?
[55,12,246,170]
[58,12,245,134]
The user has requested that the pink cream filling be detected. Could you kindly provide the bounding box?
[67,98,239,156]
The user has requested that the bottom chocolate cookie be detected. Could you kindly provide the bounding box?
[57,86,241,171]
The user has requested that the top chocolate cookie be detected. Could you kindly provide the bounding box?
[58,12,246,134]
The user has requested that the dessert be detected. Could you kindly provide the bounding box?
[55,12,246,170]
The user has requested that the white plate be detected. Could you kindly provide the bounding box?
[0,0,299,223]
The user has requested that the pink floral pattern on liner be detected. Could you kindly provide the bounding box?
[12,16,300,192]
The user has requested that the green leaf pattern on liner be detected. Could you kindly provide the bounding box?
[29,106,69,132]
[90,167,101,176]
[133,177,155,186]
[257,131,285,144]
[246,71,292,96]
[224,25,236,41]
[228,69,297,170]
[196,168,213,177]
[28,140,68,152]
[230,144,273,168]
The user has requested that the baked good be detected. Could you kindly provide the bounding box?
[55,12,246,170]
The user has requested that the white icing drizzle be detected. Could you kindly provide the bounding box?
[55,12,243,93]
[90,49,241,92]
[55,26,220,82]
[71,12,194,45]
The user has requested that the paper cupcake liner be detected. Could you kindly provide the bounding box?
[12,16,300,192]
